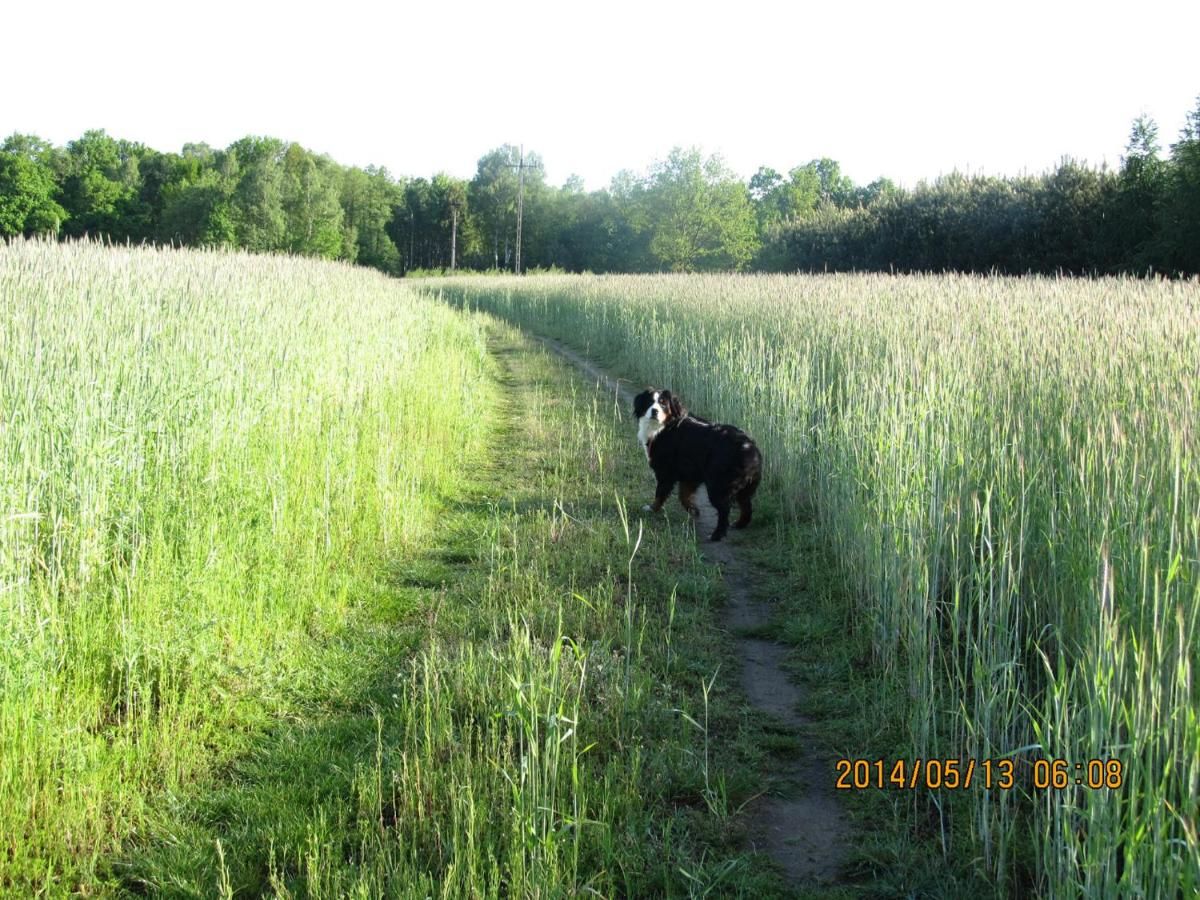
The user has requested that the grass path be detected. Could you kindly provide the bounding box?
[537,337,855,886]
[105,313,1009,897]
[512,328,1002,898]
[112,319,836,897]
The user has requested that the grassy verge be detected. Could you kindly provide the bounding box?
[0,241,493,895]
[112,321,810,896]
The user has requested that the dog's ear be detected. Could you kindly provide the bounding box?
[633,390,653,420]
[664,392,686,421]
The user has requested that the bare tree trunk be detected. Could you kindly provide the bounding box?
[515,157,525,276]
[450,209,457,272]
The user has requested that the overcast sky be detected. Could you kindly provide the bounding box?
[4,0,1197,190]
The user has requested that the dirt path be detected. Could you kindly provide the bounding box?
[536,336,852,888]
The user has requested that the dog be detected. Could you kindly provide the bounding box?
[632,388,762,542]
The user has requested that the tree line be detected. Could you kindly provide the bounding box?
[2,96,1198,276]
[763,111,1200,276]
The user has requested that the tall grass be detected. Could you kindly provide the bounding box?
[427,272,1200,897]
[114,322,752,896]
[1,247,760,895]
[0,238,491,891]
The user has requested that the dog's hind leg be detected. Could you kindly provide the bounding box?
[708,491,732,542]
[733,475,761,529]
[644,472,677,513]
[678,482,700,518]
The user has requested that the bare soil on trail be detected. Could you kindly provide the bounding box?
[538,337,852,889]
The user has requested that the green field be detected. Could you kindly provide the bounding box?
[1,240,798,897]
[2,241,1197,897]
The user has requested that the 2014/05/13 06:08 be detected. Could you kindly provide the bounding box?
[834,758,1126,791]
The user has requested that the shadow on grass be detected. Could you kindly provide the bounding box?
[109,495,489,896]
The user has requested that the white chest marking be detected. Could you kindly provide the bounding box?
[637,416,663,459]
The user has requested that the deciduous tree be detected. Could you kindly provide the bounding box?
[0,134,66,236]
[642,148,759,272]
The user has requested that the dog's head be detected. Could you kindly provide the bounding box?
[632,389,686,429]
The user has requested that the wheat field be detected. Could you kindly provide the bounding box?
[428,272,1200,897]
[4,240,1196,895]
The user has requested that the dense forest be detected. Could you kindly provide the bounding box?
[2,95,1198,276]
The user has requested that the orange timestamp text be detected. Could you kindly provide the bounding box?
[834,757,1125,791]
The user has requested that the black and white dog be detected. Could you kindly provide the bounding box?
[633,388,762,542]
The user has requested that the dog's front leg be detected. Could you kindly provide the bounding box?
[643,472,676,513]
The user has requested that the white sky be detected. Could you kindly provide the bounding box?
[3,0,1197,190]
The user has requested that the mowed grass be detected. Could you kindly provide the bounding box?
[425,272,1200,898]
[1,241,800,896]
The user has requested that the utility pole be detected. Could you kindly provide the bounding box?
[507,145,541,275]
